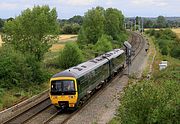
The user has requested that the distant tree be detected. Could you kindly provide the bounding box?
[79,7,105,44]
[135,16,141,25]
[68,15,83,25]
[0,18,4,32]
[157,16,166,28]
[58,42,84,69]
[72,23,81,34]
[94,34,113,54]
[104,8,124,41]
[144,19,154,28]
[6,17,14,22]
[62,23,80,34]
[3,5,59,61]
[62,23,73,34]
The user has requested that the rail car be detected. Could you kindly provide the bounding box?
[49,49,125,109]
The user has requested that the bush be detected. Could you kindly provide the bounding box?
[0,46,48,89]
[170,44,180,59]
[146,29,180,59]
[58,42,84,69]
[117,66,180,124]
[94,34,113,55]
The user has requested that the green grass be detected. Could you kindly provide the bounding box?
[0,82,49,111]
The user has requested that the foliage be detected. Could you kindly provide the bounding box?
[62,23,80,34]
[170,43,180,59]
[0,46,48,89]
[0,18,4,32]
[59,15,83,26]
[3,5,59,61]
[68,15,83,25]
[104,8,124,41]
[145,29,180,59]
[156,16,166,28]
[77,28,88,48]
[78,6,127,50]
[94,34,113,55]
[80,7,105,44]
[58,42,84,69]
[116,66,180,124]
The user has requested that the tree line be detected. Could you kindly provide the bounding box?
[145,29,180,59]
[0,5,127,91]
[59,7,127,69]
[126,16,180,29]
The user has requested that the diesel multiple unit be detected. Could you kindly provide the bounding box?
[49,49,125,109]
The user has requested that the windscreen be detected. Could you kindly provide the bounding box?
[51,80,76,95]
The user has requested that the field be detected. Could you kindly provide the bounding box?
[0,35,3,47]
[50,34,77,52]
[171,28,180,38]
[44,34,77,64]
[59,34,77,41]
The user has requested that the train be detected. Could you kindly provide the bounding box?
[49,49,125,109]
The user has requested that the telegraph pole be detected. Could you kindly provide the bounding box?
[138,19,141,32]
[131,21,133,31]
[135,19,136,31]
[142,18,144,33]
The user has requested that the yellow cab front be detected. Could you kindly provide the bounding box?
[49,77,78,108]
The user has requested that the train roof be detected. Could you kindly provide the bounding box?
[52,49,124,79]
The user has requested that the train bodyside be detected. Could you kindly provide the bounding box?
[49,49,125,109]
[105,49,125,75]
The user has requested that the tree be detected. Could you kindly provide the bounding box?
[94,34,113,54]
[62,23,80,34]
[3,5,59,61]
[157,16,166,28]
[144,19,154,28]
[0,18,4,31]
[58,42,84,69]
[62,23,73,34]
[104,8,124,41]
[0,46,47,89]
[68,15,83,25]
[79,7,105,44]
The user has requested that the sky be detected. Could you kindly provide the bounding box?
[0,0,180,19]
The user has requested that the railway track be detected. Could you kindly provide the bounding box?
[1,32,146,124]
[3,98,52,124]
[40,32,146,124]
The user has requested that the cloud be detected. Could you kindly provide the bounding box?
[0,2,19,10]
[131,0,168,7]
[59,0,96,6]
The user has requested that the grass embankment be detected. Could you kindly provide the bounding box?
[0,35,77,111]
[109,33,180,124]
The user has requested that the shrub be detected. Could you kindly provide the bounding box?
[0,46,48,89]
[94,34,113,55]
[170,44,180,59]
[117,66,180,124]
[58,42,84,69]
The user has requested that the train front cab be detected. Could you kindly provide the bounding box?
[49,77,78,109]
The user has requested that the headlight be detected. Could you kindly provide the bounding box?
[68,96,74,98]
